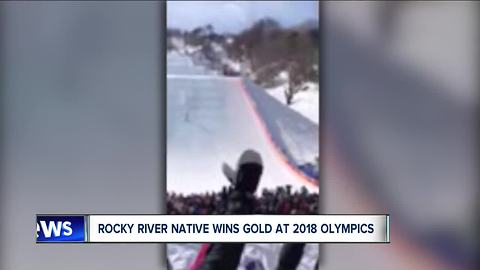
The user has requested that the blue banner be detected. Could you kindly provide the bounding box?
[36,215,86,243]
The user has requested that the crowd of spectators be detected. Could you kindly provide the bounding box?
[167,185,318,215]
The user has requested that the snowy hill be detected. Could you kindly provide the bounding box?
[266,81,319,125]
[166,53,318,194]
[166,52,319,270]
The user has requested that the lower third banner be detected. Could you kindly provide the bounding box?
[36,214,390,243]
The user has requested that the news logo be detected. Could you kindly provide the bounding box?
[36,215,86,243]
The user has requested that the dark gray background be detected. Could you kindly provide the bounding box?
[0,2,165,269]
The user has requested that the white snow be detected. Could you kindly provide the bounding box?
[243,78,319,179]
[171,37,185,51]
[211,42,224,54]
[222,58,242,73]
[167,53,316,194]
[277,70,289,82]
[266,81,319,124]
[166,52,319,270]
[168,35,319,127]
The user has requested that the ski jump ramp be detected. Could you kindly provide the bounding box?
[167,54,318,194]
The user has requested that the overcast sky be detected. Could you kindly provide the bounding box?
[167,1,319,33]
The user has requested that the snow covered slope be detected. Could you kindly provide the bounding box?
[166,53,319,270]
[167,53,318,194]
[266,82,319,125]
[243,79,319,181]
